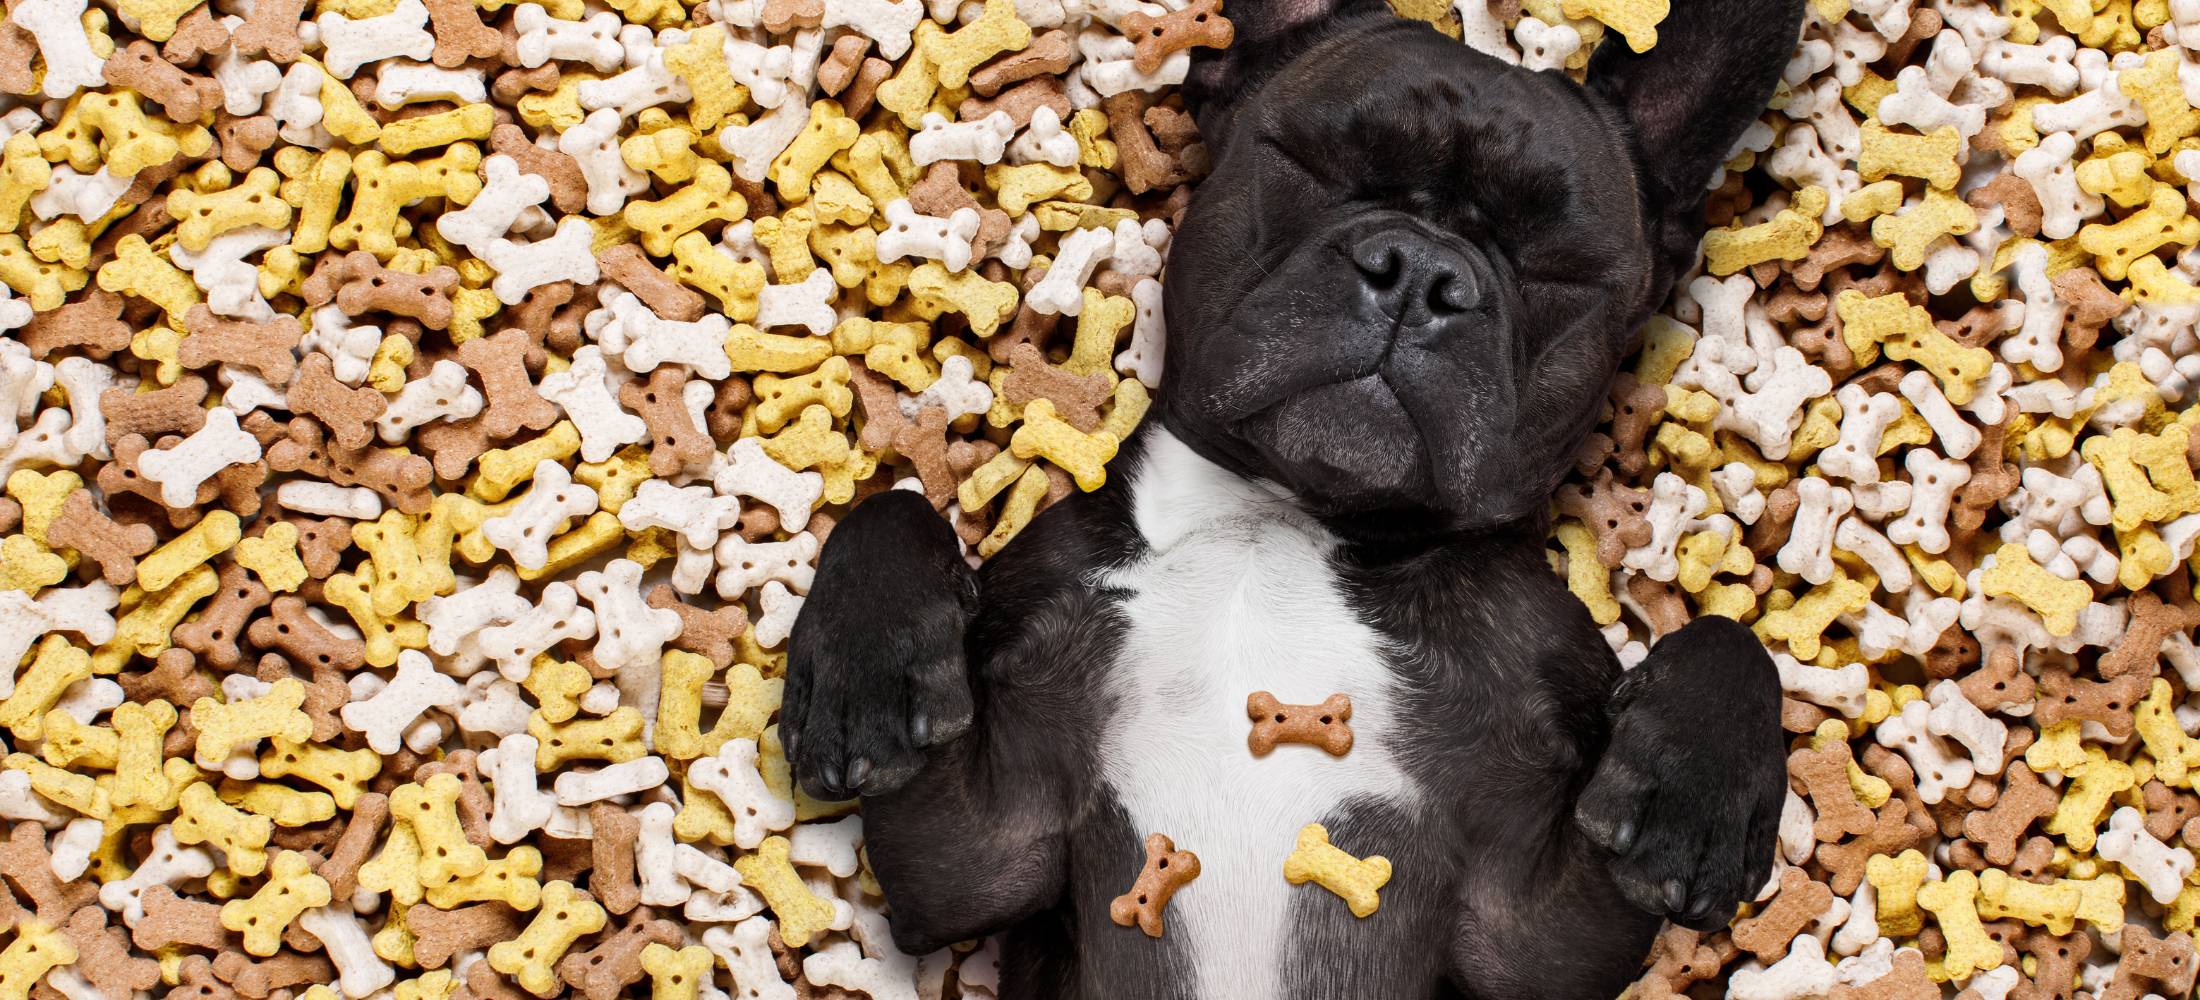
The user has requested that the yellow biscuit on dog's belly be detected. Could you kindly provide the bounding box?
[1283,822,1393,917]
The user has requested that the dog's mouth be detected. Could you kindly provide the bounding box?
[1237,371,1441,506]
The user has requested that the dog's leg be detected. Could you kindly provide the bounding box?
[784,488,1086,954]
[1571,616,1785,930]
[786,488,980,800]
[1448,832,1663,1000]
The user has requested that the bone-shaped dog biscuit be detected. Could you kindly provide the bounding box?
[1245,691,1353,756]
[1108,833,1199,937]
[1282,823,1389,918]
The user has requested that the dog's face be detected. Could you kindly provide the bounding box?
[1159,0,1802,533]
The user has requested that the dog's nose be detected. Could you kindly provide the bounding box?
[1350,230,1481,325]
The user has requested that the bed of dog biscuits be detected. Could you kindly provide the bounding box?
[7,0,2200,989]
[0,0,1215,988]
[1514,0,2200,989]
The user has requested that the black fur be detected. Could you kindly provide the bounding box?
[785,1,1799,994]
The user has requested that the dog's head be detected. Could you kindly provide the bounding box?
[1158,0,1801,534]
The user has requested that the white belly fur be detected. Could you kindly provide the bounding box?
[1096,430,1420,1000]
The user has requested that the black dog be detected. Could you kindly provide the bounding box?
[785,0,1799,992]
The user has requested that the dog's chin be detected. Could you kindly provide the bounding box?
[1242,375,1437,511]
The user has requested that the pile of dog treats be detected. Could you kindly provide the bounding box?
[1510,0,2200,987]
[11,0,2200,985]
[0,0,1219,985]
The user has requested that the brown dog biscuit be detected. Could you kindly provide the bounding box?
[908,162,1009,259]
[2034,664,2145,740]
[412,749,494,848]
[1103,92,1191,194]
[299,430,434,516]
[1625,575,1689,637]
[648,585,745,668]
[620,366,714,477]
[20,289,130,359]
[315,790,388,901]
[103,374,211,445]
[132,884,232,951]
[555,912,680,1000]
[838,57,893,119]
[162,5,231,62]
[180,305,302,383]
[1246,691,1353,756]
[490,123,589,214]
[1952,416,2017,537]
[493,63,561,103]
[456,328,559,441]
[1787,730,1874,843]
[467,958,535,1000]
[287,355,390,452]
[2104,927,2198,1000]
[847,358,908,453]
[1108,833,1199,938]
[249,594,370,672]
[104,40,222,122]
[230,0,304,60]
[1815,800,1930,895]
[304,250,461,329]
[1141,103,1200,155]
[587,803,642,915]
[212,950,336,999]
[173,956,240,1000]
[2019,929,2088,1000]
[423,0,501,66]
[258,652,351,742]
[121,647,217,708]
[45,488,157,585]
[1602,374,1666,478]
[2142,779,2200,842]
[174,562,273,669]
[1120,0,1233,73]
[599,244,705,322]
[760,0,823,32]
[892,405,955,510]
[61,906,161,1000]
[1729,866,1832,963]
[210,112,279,171]
[818,34,869,96]
[410,902,526,970]
[1552,468,1651,568]
[0,823,99,924]
[969,29,1073,96]
[1003,343,1110,432]
[2101,590,2200,679]
[959,76,1069,129]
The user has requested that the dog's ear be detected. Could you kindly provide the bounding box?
[1182,0,1390,135]
[1585,0,1801,278]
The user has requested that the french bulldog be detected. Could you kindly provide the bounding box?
[782,0,1802,993]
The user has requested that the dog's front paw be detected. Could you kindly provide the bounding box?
[784,491,978,800]
[1574,617,1784,931]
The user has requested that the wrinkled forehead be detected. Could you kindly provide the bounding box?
[1257,20,1557,104]
[1229,27,1644,230]
[1244,23,1620,147]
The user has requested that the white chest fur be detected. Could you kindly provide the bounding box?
[1095,430,1421,1000]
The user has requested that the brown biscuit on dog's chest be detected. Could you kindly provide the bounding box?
[1246,691,1353,756]
[1108,833,1200,938]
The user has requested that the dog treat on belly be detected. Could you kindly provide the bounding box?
[1108,833,1201,937]
[1245,691,1354,756]
[1282,823,1390,918]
